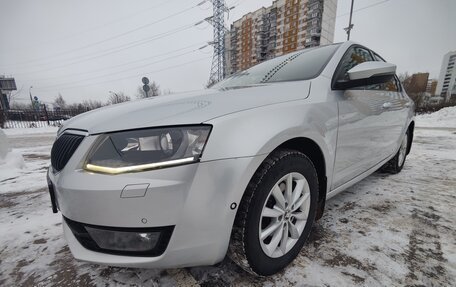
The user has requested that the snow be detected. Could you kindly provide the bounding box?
[1,126,58,136]
[0,130,28,191]
[0,109,455,286]
[415,106,456,128]
[0,133,53,194]
[0,150,26,177]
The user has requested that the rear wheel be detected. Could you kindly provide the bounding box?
[381,131,409,174]
[228,149,318,276]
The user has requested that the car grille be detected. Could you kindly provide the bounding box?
[51,133,84,172]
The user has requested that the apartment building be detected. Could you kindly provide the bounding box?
[406,73,429,94]
[426,79,438,96]
[224,0,337,76]
[435,50,456,102]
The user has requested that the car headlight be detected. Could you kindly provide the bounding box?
[84,125,211,174]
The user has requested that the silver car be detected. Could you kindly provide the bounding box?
[47,41,414,276]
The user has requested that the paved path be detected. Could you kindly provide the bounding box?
[6,133,56,149]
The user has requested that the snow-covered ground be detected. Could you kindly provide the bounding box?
[0,130,55,194]
[415,106,456,128]
[1,126,58,136]
[0,109,455,286]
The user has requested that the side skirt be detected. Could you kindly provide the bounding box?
[326,153,394,200]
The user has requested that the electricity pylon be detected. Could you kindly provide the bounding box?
[206,0,230,86]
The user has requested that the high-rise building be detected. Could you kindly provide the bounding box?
[426,79,437,96]
[435,50,456,102]
[224,0,337,76]
[406,73,429,94]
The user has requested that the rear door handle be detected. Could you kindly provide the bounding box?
[382,102,392,109]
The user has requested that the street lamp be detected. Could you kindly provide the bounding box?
[345,0,355,40]
[29,86,34,108]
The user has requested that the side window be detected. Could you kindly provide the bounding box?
[336,46,374,82]
[372,53,384,62]
[371,52,400,92]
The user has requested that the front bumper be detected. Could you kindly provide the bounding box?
[48,143,265,268]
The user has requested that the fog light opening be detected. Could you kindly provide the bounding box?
[85,227,160,252]
[64,217,174,257]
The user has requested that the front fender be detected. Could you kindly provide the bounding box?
[202,99,338,189]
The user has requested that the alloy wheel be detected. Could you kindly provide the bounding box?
[259,172,311,258]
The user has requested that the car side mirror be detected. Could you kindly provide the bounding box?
[334,61,397,90]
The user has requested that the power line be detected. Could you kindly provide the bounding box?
[35,42,207,81]
[15,21,205,76]
[226,0,244,10]
[1,0,178,57]
[336,0,390,19]
[49,0,178,44]
[37,47,209,90]
[1,1,208,69]
[35,56,212,92]
[224,0,392,50]
[224,0,391,31]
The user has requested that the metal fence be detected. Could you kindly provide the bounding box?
[0,109,86,129]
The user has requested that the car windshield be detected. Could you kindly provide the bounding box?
[212,43,341,89]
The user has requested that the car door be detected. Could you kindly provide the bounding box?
[331,46,391,189]
[371,52,410,156]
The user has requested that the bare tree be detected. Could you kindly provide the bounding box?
[163,89,173,95]
[82,99,104,110]
[398,73,425,107]
[397,72,410,84]
[53,93,67,109]
[7,85,23,104]
[109,92,130,105]
[10,102,31,109]
[66,102,87,112]
[136,81,161,99]
[206,79,217,88]
[411,92,426,108]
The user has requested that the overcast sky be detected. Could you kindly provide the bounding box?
[1,0,455,105]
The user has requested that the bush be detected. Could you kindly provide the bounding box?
[415,100,456,114]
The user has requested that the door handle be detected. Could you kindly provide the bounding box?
[405,102,411,107]
[382,102,392,109]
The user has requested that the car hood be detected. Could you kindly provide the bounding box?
[61,81,311,135]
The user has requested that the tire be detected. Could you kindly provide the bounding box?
[228,149,319,276]
[381,131,409,174]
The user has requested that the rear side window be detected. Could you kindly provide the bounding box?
[334,46,400,92]
[373,53,384,62]
[371,52,400,92]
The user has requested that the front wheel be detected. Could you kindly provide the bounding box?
[228,149,319,276]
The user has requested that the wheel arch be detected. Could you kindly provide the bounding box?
[275,137,327,220]
[232,135,329,230]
